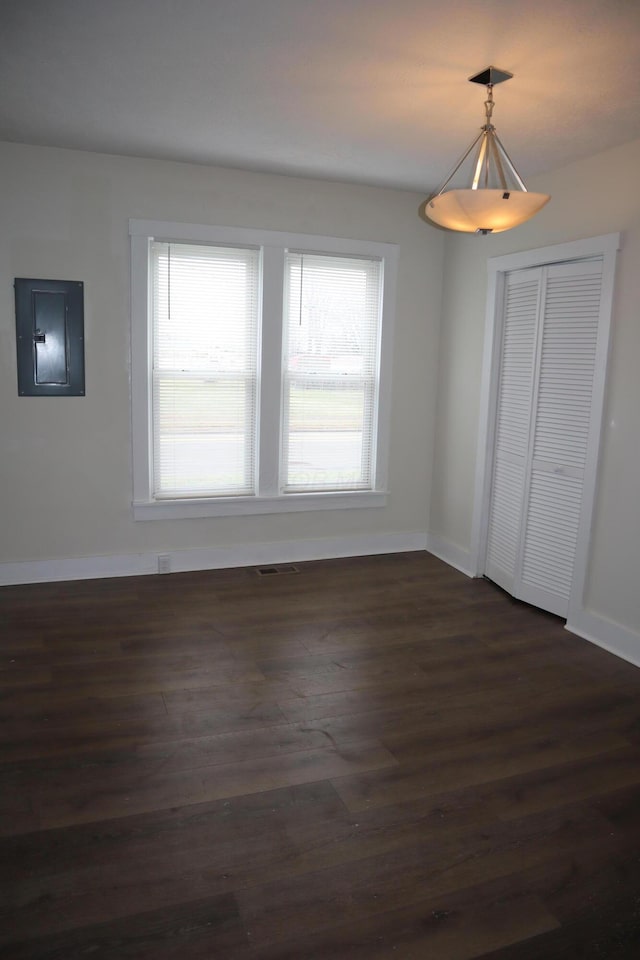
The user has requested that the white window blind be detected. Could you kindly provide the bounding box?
[282,252,382,493]
[151,241,260,498]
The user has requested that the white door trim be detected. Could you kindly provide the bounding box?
[469,233,620,617]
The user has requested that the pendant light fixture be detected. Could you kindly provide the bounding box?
[422,66,550,234]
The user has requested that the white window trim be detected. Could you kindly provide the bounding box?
[129,219,398,520]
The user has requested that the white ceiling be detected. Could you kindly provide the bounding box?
[2,0,640,194]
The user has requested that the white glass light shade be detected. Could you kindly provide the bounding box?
[424,188,551,234]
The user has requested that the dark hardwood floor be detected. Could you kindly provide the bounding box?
[1,551,640,958]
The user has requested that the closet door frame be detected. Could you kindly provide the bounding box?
[470,232,620,621]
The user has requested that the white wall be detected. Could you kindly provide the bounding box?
[0,142,443,578]
[430,137,640,648]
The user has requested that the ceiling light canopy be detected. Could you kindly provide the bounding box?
[422,66,550,235]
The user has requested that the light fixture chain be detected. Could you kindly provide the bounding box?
[484,84,495,128]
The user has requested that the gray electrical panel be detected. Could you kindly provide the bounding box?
[15,278,85,396]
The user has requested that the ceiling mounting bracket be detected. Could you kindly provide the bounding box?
[468,66,513,86]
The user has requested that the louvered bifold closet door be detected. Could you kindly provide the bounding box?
[485,269,541,594]
[517,259,604,617]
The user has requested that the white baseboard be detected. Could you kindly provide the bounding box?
[566,608,640,670]
[425,533,476,578]
[0,531,429,586]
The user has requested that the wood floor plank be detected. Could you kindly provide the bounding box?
[246,884,559,960]
[162,678,303,711]
[2,894,251,960]
[0,784,339,943]
[1,781,341,885]
[0,688,167,723]
[332,730,631,813]
[1,552,639,958]
[275,654,617,725]
[236,803,612,944]
[48,653,267,695]
[37,738,396,828]
[490,744,640,821]
[475,896,640,960]
[0,700,290,763]
[0,663,52,688]
[0,716,373,796]
[445,849,640,960]
[0,769,38,837]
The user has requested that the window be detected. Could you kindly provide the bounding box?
[130,220,397,519]
[282,252,382,493]
[151,242,260,498]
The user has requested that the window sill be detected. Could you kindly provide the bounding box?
[133,490,388,520]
